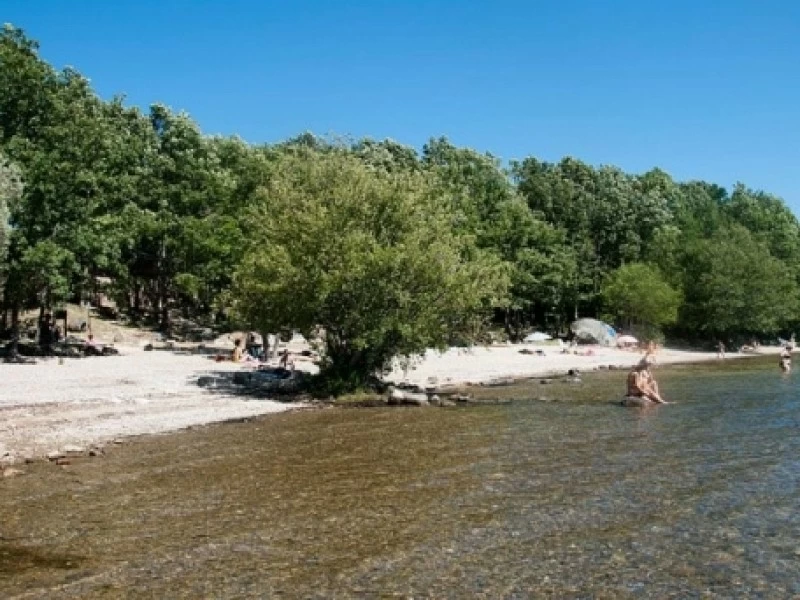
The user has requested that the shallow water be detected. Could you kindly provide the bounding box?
[2,359,799,597]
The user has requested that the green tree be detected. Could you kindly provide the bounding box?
[680,226,799,339]
[0,153,22,306]
[725,183,800,280]
[601,262,681,337]
[481,197,577,337]
[124,104,234,328]
[352,138,420,174]
[421,139,577,335]
[231,149,509,392]
[422,137,515,237]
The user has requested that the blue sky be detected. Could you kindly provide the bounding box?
[5,0,800,209]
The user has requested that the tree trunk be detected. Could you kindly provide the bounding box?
[157,238,169,332]
[8,302,19,358]
[37,303,45,344]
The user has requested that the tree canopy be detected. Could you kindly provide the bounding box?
[4,23,800,381]
[231,149,509,391]
[601,262,681,339]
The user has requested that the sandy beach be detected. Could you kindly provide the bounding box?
[0,341,781,465]
[388,343,780,387]
[0,347,300,465]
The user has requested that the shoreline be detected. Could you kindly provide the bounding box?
[0,347,301,467]
[387,343,783,389]
[0,343,785,467]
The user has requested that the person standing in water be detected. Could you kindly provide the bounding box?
[626,355,667,404]
[717,341,726,359]
[780,345,792,372]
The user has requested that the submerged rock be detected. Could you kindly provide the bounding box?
[449,393,472,403]
[620,396,654,408]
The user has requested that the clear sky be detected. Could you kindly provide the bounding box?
[5,0,800,209]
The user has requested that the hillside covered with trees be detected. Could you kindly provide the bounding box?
[2,25,799,388]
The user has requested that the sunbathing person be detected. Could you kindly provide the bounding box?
[626,356,667,404]
[84,333,103,356]
[232,338,244,362]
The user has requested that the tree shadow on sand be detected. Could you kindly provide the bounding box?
[193,368,311,401]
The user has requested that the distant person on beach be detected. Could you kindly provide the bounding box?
[246,332,263,360]
[626,356,666,404]
[279,348,295,372]
[232,338,244,362]
[717,341,726,359]
[84,333,103,356]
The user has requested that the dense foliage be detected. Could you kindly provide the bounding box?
[3,24,800,384]
[601,263,681,341]
[231,149,508,391]
[0,152,23,297]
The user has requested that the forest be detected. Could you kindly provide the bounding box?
[2,25,799,387]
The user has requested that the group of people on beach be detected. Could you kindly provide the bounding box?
[230,336,295,371]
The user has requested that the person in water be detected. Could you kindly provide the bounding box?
[780,345,792,372]
[626,356,667,404]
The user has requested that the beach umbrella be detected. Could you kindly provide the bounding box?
[524,331,552,342]
[570,318,617,346]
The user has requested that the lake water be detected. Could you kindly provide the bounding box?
[2,358,800,598]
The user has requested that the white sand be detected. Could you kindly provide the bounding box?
[387,344,781,388]
[0,347,300,463]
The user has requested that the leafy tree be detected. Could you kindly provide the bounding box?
[352,138,420,174]
[673,181,726,238]
[422,137,516,237]
[7,22,800,361]
[680,226,800,339]
[725,183,800,279]
[481,197,577,337]
[123,104,235,327]
[421,139,579,335]
[601,262,681,337]
[12,240,75,309]
[0,153,22,305]
[231,149,509,392]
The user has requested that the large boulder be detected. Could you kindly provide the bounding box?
[387,387,429,406]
